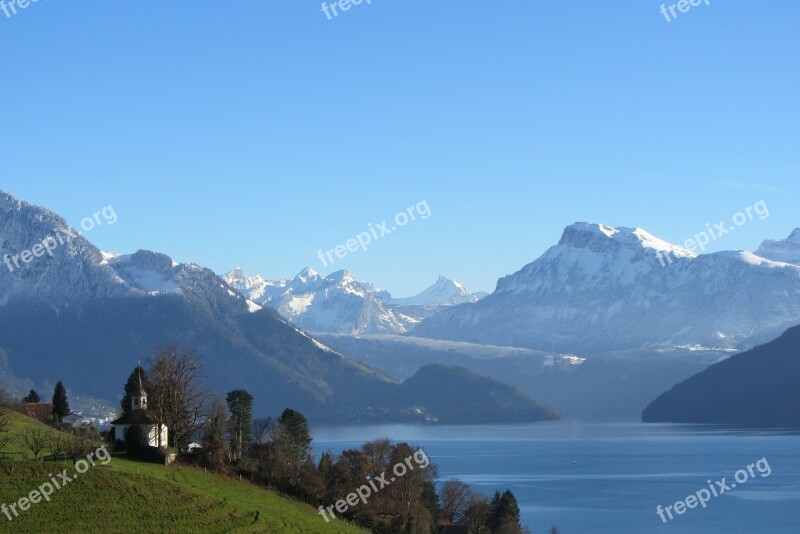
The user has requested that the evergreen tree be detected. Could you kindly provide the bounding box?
[278,408,312,460]
[23,389,41,403]
[52,381,69,422]
[489,490,522,532]
[120,365,149,414]
[225,389,254,462]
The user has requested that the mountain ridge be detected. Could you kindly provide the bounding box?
[414,222,800,354]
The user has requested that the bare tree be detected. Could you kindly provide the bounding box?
[441,478,473,524]
[23,427,49,461]
[200,394,229,469]
[48,432,69,461]
[65,431,95,464]
[147,347,208,450]
[251,417,273,446]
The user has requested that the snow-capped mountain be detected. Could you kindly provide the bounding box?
[224,267,417,334]
[755,228,800,265]
[414,222,800,353]
[0,190,566,423]
[0,191,257,315]
[388,276,487,307]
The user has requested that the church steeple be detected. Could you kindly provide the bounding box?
[131,368,148,411]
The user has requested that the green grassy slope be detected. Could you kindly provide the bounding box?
[3,411,63,459]
[0,414,365,533]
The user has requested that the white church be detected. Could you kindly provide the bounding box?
[110,371,168,448]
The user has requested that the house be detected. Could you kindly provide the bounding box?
[110,371,168,448]
[61,413,93,429]
[21,402,53,423]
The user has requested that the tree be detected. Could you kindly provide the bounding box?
[48,432,69,461]
[251,417,272,446]
[125,425,150,456]
[200,394,229,469]
[441,478,473,524]
[0,388,12,452]
[120,366,149,415]
[23,427,49,461]
[464,493,492,534]
[52,381,69,422]
[147,347,208,449]
[274,408,313,491]
[489,490,523,533]
[278,408,311,460]
[66,431,95,464]
[226,389,253,462]
[23,389,41,403]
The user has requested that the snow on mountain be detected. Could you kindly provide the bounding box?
[389,275,486,307]
[0,191,255,315]
[224,267,418,334]
[755,228,800,265]
[414,222,800,353]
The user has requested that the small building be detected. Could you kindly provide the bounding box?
[110,371,168,448]
[182,441,203,454]
[22,403,53,423]
[61,413,93,429]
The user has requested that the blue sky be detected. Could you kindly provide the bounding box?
[1,1,798,295]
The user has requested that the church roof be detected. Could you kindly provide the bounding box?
[110,410,155,426]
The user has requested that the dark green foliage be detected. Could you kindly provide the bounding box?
[51,381,69,422]
[23,389,40,403]
[120,365,149,414]
[489,490,522,533]
[278,408,312,459]
[125,425,150,456]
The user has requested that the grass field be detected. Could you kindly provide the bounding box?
[0,412,366,533]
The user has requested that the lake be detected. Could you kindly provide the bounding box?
[312,421,800,533]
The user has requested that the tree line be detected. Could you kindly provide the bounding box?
[112,347,534,533]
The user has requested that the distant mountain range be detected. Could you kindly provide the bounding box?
[224,268,485,335]
[642,324,800,427]
[0,190,556,424]
[312,224,800,418]
[414,223,800,354]
[6,188,800,422]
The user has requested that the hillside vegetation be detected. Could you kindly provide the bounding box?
[0,414,365,533]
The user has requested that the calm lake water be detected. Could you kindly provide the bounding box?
[312,421,800,533]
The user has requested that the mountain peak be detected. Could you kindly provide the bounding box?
[558,222,691,256]
[389,276,482,307]
[558,222,618,247]
[755,229,800,265]
[326,269,354,284]
[294,267,320,281]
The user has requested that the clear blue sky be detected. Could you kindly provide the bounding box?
[1,1,798,295]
